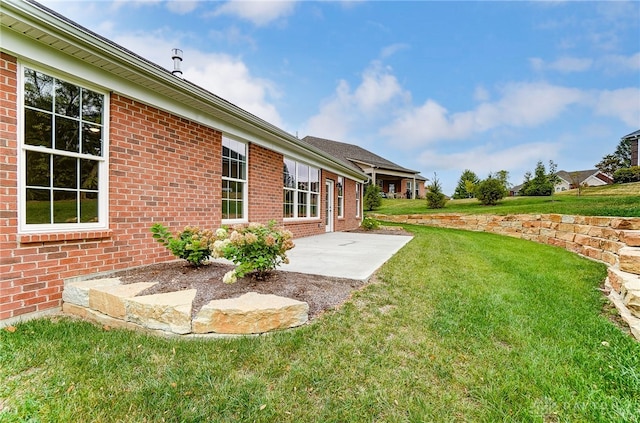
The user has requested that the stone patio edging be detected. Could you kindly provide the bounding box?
[62,278,309,338]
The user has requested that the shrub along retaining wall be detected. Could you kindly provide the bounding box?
[371,212,640,339]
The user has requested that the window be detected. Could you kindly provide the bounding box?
[222,137,247,221]
[21,67,107,231]
[355,183,361,217]
[337,176,344,218]
[283,158,319,219]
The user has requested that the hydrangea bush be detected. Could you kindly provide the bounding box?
[151,221,295,283]
[150,223,215,267]
[212,221,295,282]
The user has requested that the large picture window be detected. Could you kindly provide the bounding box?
[21,67,106,230]
[283,158,319,219]
[222,137,247,221]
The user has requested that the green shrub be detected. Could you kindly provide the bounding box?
[150,224,216,266]
[360,216,380,231]
[475,177,508,205]
[212,221,295,282]
[613,166,640,183]
[364,184,382,211]
[426,175,447,209]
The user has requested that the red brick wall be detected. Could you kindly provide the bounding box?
[0,52,362,322]
[0,53,21,320]
[248,144,283,225]
[1,74,225,320]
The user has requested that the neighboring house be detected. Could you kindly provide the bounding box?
[555,169,613,192]
[303,136,427,199]
[0,0,368,324]
[622,129,640,167]
[509,184,524,197]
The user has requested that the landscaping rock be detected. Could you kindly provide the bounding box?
[619,247,640,275]
[620,231,640,247]
[89,282,156,319]
[63,278,121,307]
[193,292,308,334]
[125,289,196,335]
[622,280,640,317]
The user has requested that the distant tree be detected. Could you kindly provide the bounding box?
[596,138,632,176]
[453,169,479,199]
[568,171,585,196]
[521,160,558,196]
[492,170,511,192]
[475,177,507,206]
[426,173,447,209]
[363,184,382,211]
[613,166,640,183]
[547,160,560,194]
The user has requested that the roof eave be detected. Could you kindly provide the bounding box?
[2,0,368,182]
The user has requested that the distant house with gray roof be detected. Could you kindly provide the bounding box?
[303,136,427,198]
[555,169,613,192]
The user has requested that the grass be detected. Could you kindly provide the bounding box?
[373,182,640,217]
[2,225,639,422]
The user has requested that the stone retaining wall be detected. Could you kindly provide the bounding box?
[372,213,640,265]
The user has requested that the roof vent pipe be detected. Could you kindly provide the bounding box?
[171,48,183,77]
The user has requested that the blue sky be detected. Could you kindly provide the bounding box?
[41,0,640,195]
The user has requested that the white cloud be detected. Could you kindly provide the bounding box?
[530,56,593,73]
[353,62,406,112]
[112,33,285,126]
[380,43,410,59]
[590,88,640,127]
[599,52,640,74]
[474,85,490,102]
[211,0,297,26]
[381,82,585,147]
[165,0,199,14]
[304,61,409,139]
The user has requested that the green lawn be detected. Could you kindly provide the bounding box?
[375,182,640,217]
[2,225,639,422]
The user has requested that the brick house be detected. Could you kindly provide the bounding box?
[0,0,368,324]
[303,136,427,199]
[622,129,640,167]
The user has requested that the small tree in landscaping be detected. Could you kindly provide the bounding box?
[475,177,507,206]
[364,184,382,211]
[426,173,447,209]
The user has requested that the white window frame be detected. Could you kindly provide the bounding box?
[355,182,361,218]
[283,157,320,220]
[18,64,109,233]
[221,136,248,224]
[337,176,344,218]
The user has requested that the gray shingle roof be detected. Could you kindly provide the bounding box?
[557,169,611,184]
[302,136,420,175]
[622,129,640,140]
